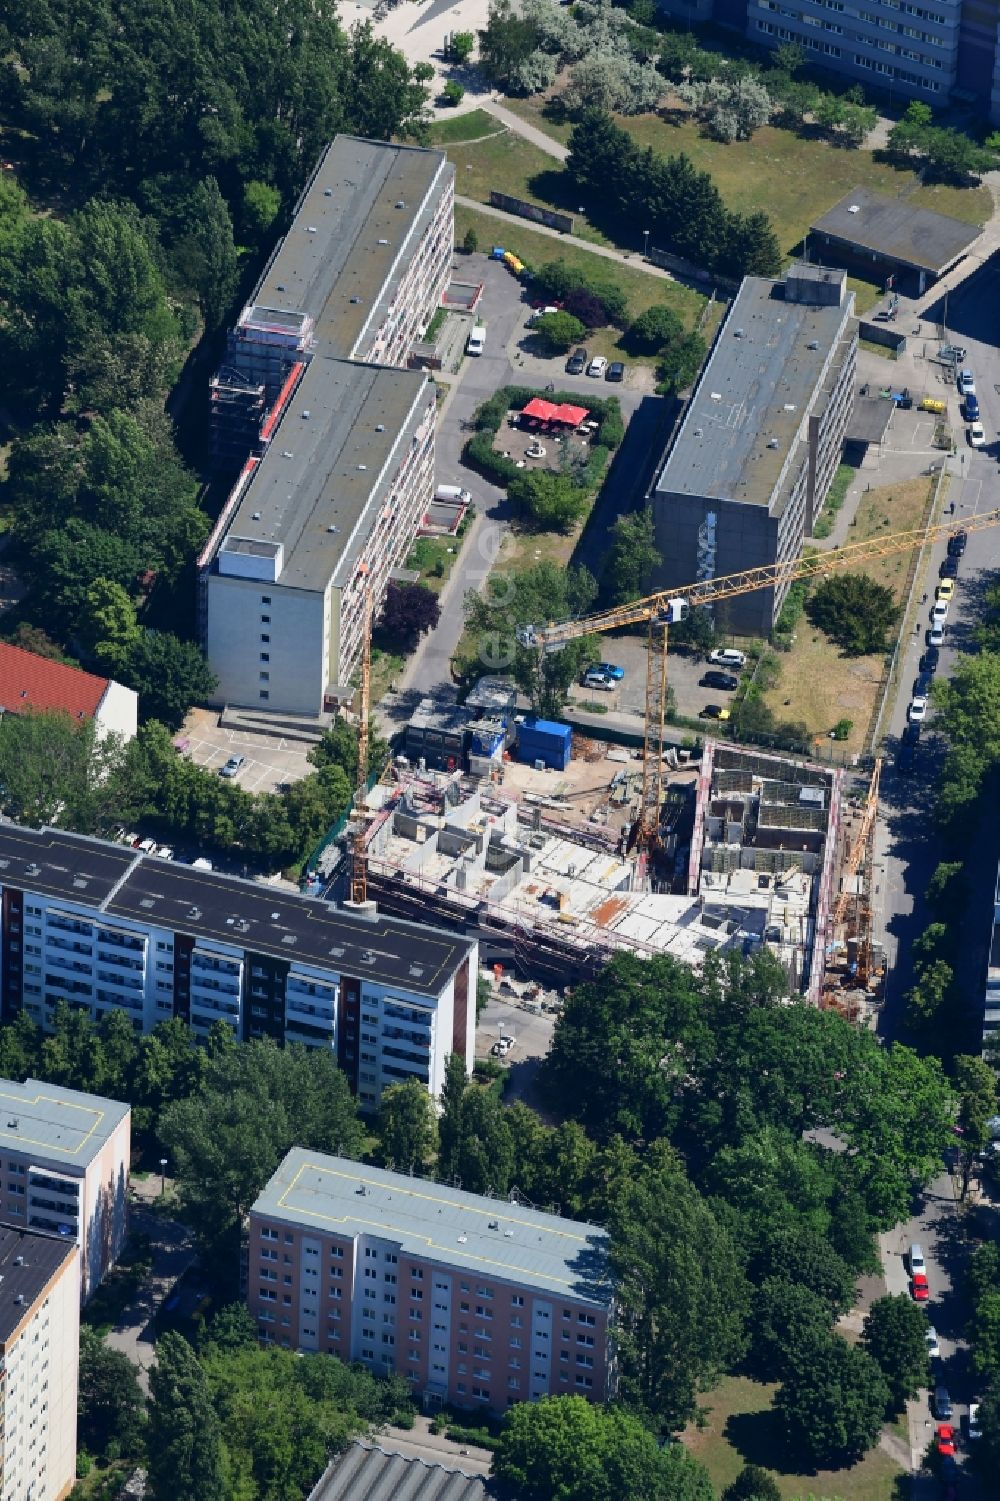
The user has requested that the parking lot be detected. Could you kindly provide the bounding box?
[566,634,735,721]
[180,707,316,793]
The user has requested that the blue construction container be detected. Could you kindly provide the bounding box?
[517,717,572,771]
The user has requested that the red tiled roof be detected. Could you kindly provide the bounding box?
[0,643,109,721]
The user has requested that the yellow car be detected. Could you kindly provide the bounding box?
[936,579,955,603]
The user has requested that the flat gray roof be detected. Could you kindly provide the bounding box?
[656,272,852,509]
[308,1444,486,1501]
[811,187,982,275]
[0,824,473,998]
[846,395,893,445]
[0,1079,129,1170]
[253,1149,613,1308]
[0,1226,76,1340]
[218,356,430,593]
[246,136,451,359]
[409,699,471,735]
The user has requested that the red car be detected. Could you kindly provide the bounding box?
[937,1424,956,1457]
[911,1272,930,1302]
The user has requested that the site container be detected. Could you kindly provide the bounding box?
[517,717,572,771]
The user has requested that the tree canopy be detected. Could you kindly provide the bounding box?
[805,574,900,656]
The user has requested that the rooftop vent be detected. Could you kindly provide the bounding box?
[282,933,297,945]
[377,238,389,246]
[187,907,202,921]
[710,392,722,401]
[327,525,339,533]
[270,912,281,920]
[302,410,311,419]
[7,1119,17,1130]
[458,1232,468,1244]
[307,225,317,233]
[693,427,703,437]
[807,340,819,350]
[14,1255,23,1267]
[350,296,361,304]
[324,188,333,197]
[767,438,780,449]
[395,200,405,209]
[282,449,293,459]
[357,464,367,471]
[375,423,385,432]
[361,950,375,965]
[783,403,796,412]
[140,898,156,910]
[409,964,424,978]
[276,283,285,292]
[252,511,261,521]
[488,1220,499,1230]
[25,864,40,878]
[73,877,88,889]
[734,329,745,338]
[504,1229,514,1238]
[356,1184,367,1195]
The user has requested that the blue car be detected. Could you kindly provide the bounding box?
[596,662,625,680]
[964,393,980,422]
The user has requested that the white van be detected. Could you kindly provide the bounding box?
[435,484,472,505]
[467,324,486,356]
[909,1243,926,1276]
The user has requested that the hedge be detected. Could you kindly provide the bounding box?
[462,385,624,489]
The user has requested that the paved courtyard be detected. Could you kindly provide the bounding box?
[180,707,316,793]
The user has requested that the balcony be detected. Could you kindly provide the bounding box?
[96,930,144,952]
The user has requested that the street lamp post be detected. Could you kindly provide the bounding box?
[159,1157,168,1196]
[642,229,650,261]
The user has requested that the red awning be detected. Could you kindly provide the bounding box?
[522,397,557,421]
[554,403,589,426]
[520,398,590,426]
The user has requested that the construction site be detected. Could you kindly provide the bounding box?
[358,735,843,999]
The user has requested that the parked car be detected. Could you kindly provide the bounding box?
[913,671,932,697]
[911,1271,930,1302]
[565,346,588,375]
[709,648,747,669]
[587,355,608,378]
[964,393,980,423]
[968,1402,982,1440]
[936,1424,956,1458]
[936,579,955,603]
[921,646,941,673]
[702,670,739,691]
[926,1326,941,1360]
[940,557,959,579]
[908,696,928,723]
[219,755,246,779]
[595,662,625,680]
[902,723,921,747]
[931,598,950,626]
[968,420,986,448]
[527,305,559,326]
[699,704,731,721]
[927,624,945,648]
[897,743,915,774]
[910,1244,927,1275]
[935,1386,953,1420]
[958,368,976,396]
[948,530,968,557]
[581,670,615,691]
[940,344,967,363]
[606,361,625,383]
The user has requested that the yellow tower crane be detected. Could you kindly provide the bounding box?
[517,506,1000,851]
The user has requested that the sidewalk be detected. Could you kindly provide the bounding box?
[456,194,677,281]
[105,1203,196,1392]
[480,99,568,161]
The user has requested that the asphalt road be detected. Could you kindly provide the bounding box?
[875,252,1000,1041]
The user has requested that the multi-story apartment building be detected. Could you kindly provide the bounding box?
[651,264,856,637]
[248,1151,615,1414]
[0,1080,130,1302]
[0,825,477,1110]
[201,356,436,712]
[203,134,454,711]
[0,1226,80,1501]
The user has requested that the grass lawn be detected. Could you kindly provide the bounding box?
[446,125,611,247]
[503,95,992,260]
[684,1374,904,1501]
[455,203,711,336]
[762,474,934,753]
[427,109,504,145]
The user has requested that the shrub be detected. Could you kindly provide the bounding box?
[462,226,479,254]
[532,310,586,352]
[596,401,624,449]
[628,304,685,354]
[563,287,611,329]
[442,80,465,106]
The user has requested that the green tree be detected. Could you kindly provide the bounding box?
[756,1225,857,1314]
[532,310,586,353]
[449,31,476,62]
[627,305,684,354]
[604,508,658,606]
[378,1079,439,1172]
[508,469,589,532]
[462,226,480,254]
[0,709,137,835]
[722,1465,783,1501]
[437,1051,468,1183]
[905,957,956,1044]
[78,1326,146,1459]
[975,1376,1000,1471]
[124,631,218,729]
[750,1278,833,1382]
[240,181,282,246]
[80,578,141,675]
[455,1083,515,1195]
[147,1332,227,1501]
[954,1054,997,1199]
[775,1334,890,1468]
[805,573,900,655]
[612,1143,749,1426]
[862,1294,931,1411]
[492,1394,714,1501]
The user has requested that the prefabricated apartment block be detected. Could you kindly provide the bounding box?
[202,135,454,713]
[0,1079,130,1302]
[0,1226,80,1501]
[248,1149,615,1413]
[0,824,477,1110]
[651,264,857,637]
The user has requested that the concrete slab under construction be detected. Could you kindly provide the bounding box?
[360,737,842,994]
